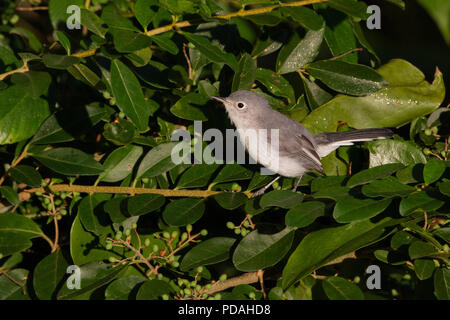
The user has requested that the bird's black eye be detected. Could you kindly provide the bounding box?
[236,102,246,109]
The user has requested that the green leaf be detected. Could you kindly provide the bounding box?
[333,197,392,223]
[31,103,106,145]
[110,59,149,131]
[170,93,208,121]
[214,192,248,210]
[0,186,19,206]
[81,9,107,38]
[391,230,415,250]
[55,31,71,55]
[100,145,143,182]
[433,228,450,244]
[438,182,450,197]
[136,142,184,179]
[281,7,324,30]
[399,192,444,216]
[8,165,42,187]
[48,0,84,29]
[11,71,52,98]
[414,259,435,280]
[32,147,103,176]
[0,269,30,300]
[286,201,326,228]
[151,34,179,55]
[282,217,399,289]
[323,13,358,63]
[0,85,50,145]
[33,250,69,300]
[328,0,369,19]
[322,276,364,300]
[177,164,221,189]
[67,63,102,88]
[418,0,450,45]
[433,268,450,300]
[260,190,303,209]
[232,227,295,272]
[423,158,446,185]
[182,32,238,70]
[135,0,157,29]
[162,198,205,226]
[369,140,428,168]
[255,68,295,104]
[232,53,256,92]
[57,261,127,300]
[347,163,404,188]
[105,275,146,300]
[180,237,236,271]
[302,75,332,109]
[408,240,439,260]
[276,25,325,74]
[305,60,387,96]
[136,280,174,300]
[361,176,415,198]
[0,214,43,256]
[78,194,109,236]
[213,163,253,184]
[301,59,445,134]
[42,54,80,70]
[126,194,165,216]
[111,29,153,53]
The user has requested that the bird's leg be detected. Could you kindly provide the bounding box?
[251,176,281,198]
[292,175,303,193]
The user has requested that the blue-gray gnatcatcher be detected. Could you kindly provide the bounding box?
[212,90,393,197]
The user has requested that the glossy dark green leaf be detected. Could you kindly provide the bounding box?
[369,140,428,168]
[214,192,248,210]
[81,9,108,38]
[408,240,438,260]
[32,148,103,176]
[182,32,238,70]
[232,53,256,92]
[281,6,324,30]
[305,60,387,96]
[135,0,157,29]
[31,103,106,145]
[286,201,326,228]
[423,158,446,185]
[390,230,415,250]
[67,63,102,88]
[100,145,143,182]
[233,227,294,272]
[126,194,165,216]
[33,250,69,300]
[0,186,19,206]
[177,164,221,189]
[11,71,52,98]
[333,197,391,223]
[0,213,44,256]
[414,259,435,280]
[180,237,236,271]
[110,59,149,131]
[136,142,184,179]
[7,165,42,187]
[43,54,80,70]
[170,93,208,121]
[328,0,369,19]
[255,68,295,104]
[136,280,174,300]
[151,34,179,55]
[55,31,71,55]
[0,253,23,270]
[438,182,450,197]
[0,269,30,300]
[78,194,109,236]
[302,75,332,109]
[0,86,50,145]
[282,217,398,289]
[323,14,357,63]
[111,29,153,53]
[433,228,450,244]
[361,176,415,198]
[322,276,364,300]
[213,164,253,184]
[347,163,404,188]
[105,275,146,300]
[103,119,136,146]
[260,190,303,209]
[276,25,325,74]
[433,268,450,300]
[399,192,444,216]
[162,198,205,226]
[57,261,128,300]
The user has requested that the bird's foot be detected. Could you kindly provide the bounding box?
[251,187,267,198]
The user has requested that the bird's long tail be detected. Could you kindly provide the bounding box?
[314,128,393,158]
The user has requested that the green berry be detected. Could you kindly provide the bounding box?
[226,221,235,229]
[214,293,221,300]
[205,284,212,290]
[108,257,117,263]
[60,209,67,216]
[423,148,431,155]
[172,261,180,268]
[434,259,440,267]
[234,228,241,235]
[181,232,188,241]
[105,243,113,250]
[403,274,411,280]
[157,274,164,280]
[178,279,184,287]
[190,281,197,287]
[424,128,432,136]
[219,274,227,282]
[152,244,159,252]
[184,288,191,296]
[144,238,151,246]
[391,289,398,297]
[161,294,169,300]
[195,284,202,292]
[443,244,449,253]
[124,229,131,236]
[243,220,250,228]
[353,276,360,284]
[241,229,248,236]
[171,230,179,238]
[431,126,438,134]
[202,293,208,298]
[200,229,208,236]
[102,91,111,99]
[35,191,42,196]
[142,178,149,183]
[114,231,122,240]
[186,224,193,233]
[196,266,203,273]
[54,199,62,206]
[249,292,256,299]
[132,223,137,229]
[163,231,170,239]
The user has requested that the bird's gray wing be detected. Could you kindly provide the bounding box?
[277,131,324,174]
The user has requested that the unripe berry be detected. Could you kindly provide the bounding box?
[171,230,179,238]
[424,128,432,136]
[241,229,248,236]
[142,177,149,183]
[184,288,191,296]
[144,238,151,246]
[163,231,170,239]
[403,274,411,280]
[106,243,113,250]
[200,229,208,236]
[173,261,180,268]
[226,221,235,229]
[214,293,221,300]
[234,228,241,235]
[60,209,67,216]
[178,279,184,287]
[431,126,438,134]
[108,257,117,263]
[243,220,250,228]
[161,294,169,300]
[115,231,122,240]
[196,266,203,273]
[423,148,431,155]
[249,292,256,299]
[205,284,212,290]
[219,274,227,282]
[132,223,137,229]
[152,244,159,252]
[186,224,192,233]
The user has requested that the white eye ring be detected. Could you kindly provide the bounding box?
[236,102,246,109]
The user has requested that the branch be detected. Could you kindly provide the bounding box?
[0,64,29,81]
[205,271,261,295]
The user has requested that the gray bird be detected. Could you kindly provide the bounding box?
[212,90,393,197]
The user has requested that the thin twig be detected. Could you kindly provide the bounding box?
[328,48,363,61]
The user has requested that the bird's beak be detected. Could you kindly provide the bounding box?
[211,96,230,106]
